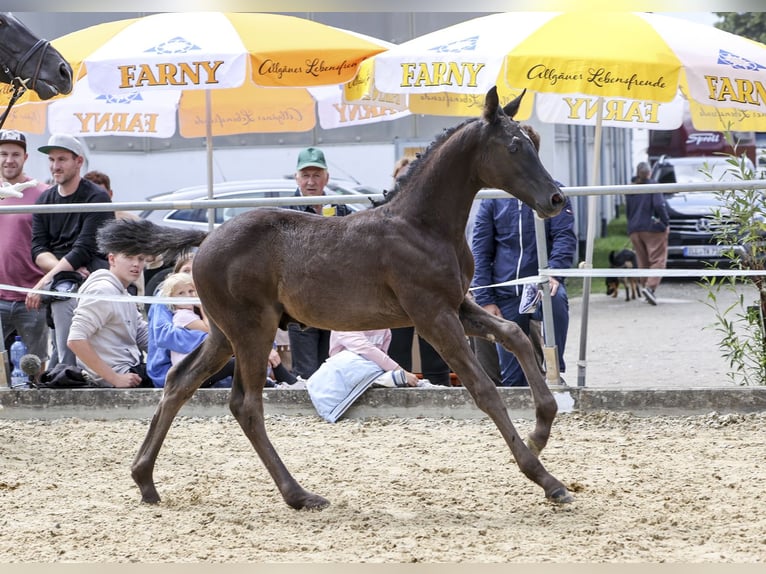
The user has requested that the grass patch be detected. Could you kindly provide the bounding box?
[566,215,631,298]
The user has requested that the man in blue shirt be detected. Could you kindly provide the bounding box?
[471,126,576,387]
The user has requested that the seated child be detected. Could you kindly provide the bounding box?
[306,329,431,423]
[160,272,233,388]
[159,272,297,388]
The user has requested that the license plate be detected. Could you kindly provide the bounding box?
[683,245,724,257]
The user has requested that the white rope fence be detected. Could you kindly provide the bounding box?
[0,282,197,306]
[3,264,760,305]
[470,267,766,290]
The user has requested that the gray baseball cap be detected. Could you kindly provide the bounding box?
[38,133,85,157]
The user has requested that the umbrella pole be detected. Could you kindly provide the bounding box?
[576,98,604,387]
[205,89,214,232]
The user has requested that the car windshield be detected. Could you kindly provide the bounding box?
[672,161,744,184]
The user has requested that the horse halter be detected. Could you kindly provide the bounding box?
[0,38,51,129]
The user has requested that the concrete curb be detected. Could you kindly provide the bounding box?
[2,386,765,420]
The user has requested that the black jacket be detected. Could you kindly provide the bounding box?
[31,178,115,271]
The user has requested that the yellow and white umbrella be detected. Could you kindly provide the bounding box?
[4,77,409,137]
[2,12,400,131]
[347,12,766,131]
[0,11,399,208]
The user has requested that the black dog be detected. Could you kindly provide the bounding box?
[606,249,640,301]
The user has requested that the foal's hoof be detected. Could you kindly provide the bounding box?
[547,487,574,504]
[288,492,331,511]
[141,493,161,505]
[301,494,331,511]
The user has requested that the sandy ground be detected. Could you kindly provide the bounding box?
[2,279,765,563]
[1,411,765,563]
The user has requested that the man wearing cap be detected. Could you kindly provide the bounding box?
[286,147,351,379]
[0,130,50,370]
[26,133,115,367]
[289,146,352,217]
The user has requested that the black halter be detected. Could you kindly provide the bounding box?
[0,38,51,129]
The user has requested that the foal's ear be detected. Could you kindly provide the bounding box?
[502,89,526,119]
[482,86,500,123]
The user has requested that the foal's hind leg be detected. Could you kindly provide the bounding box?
[413,305,571,503]
[132,325,233,504]
[460,297,558,456]
[227,320,329,510]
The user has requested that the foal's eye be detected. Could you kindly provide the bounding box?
[509,136,521,153]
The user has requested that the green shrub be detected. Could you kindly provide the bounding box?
[701,152,766,386]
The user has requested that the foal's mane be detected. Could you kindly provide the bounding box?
[376,116,480,207]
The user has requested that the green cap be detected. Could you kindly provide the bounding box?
[296,147,327,171]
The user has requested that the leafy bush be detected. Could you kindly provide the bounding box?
[701,151,766,386]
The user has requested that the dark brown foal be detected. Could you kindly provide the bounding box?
[100,86,573,511]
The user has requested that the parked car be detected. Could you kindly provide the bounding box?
[139,178,377,230]
[651,155,758,268]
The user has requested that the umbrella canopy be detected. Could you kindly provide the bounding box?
[1,12,403,136]
[346,11,766,131]
[3,77,410,137]
[0,11,398,229]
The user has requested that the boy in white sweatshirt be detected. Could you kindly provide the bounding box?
[67,248,149,388]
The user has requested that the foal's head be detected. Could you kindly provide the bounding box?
[478,87,565,218]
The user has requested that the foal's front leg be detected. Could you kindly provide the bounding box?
[459,296,558,456]
[414,309,571,503]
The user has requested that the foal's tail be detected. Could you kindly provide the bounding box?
[97,218,207,262]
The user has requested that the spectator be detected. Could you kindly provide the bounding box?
[26,134,114,367]
[328,330,420,386]
[0,129,50,370]
[143,248,196,316]
[159,271,233,388]
[285,147,351,379]
[471,125,576,387]
[84,169,144,299]
[306,328,424,423]
[66,245,151,388]
[626,161,669,306]
[386,157,452,386]
[146,296,206,388]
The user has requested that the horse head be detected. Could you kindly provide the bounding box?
[480,86,565,218]
[0,13,73,99]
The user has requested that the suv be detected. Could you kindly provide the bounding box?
[651,155,757,268]
[140,178,376,230]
